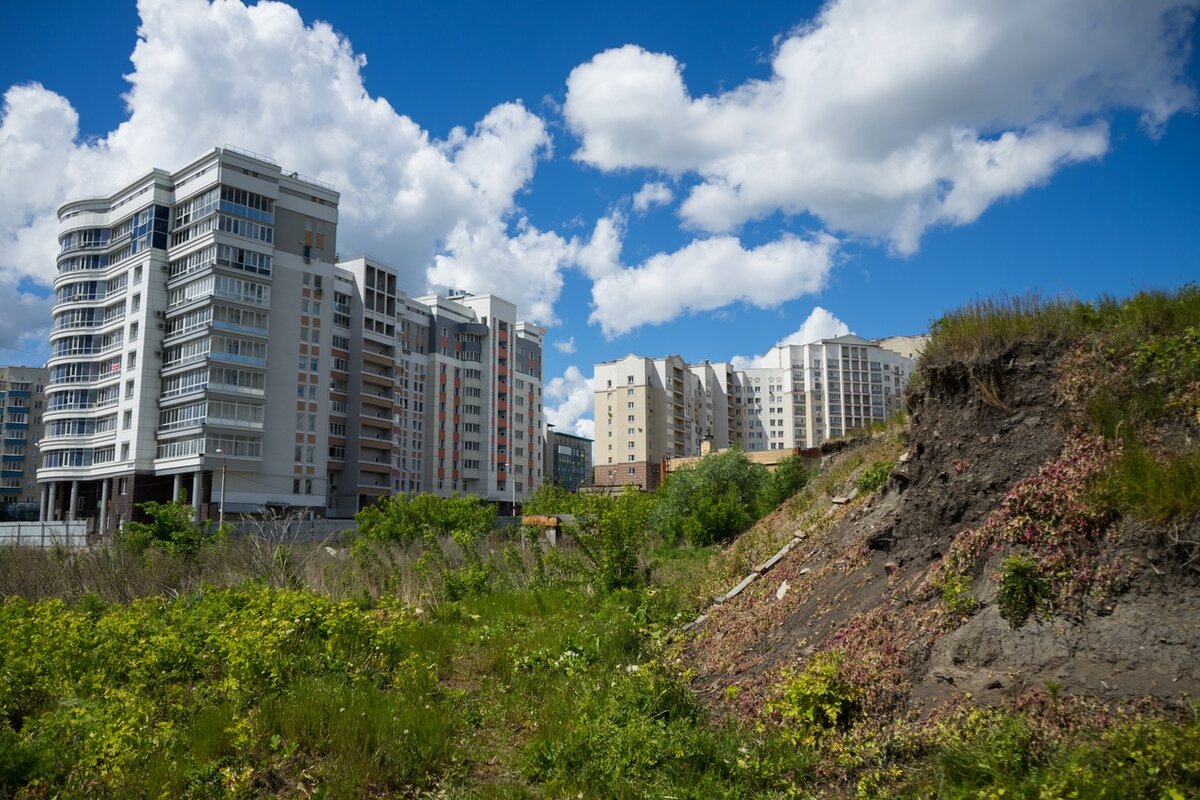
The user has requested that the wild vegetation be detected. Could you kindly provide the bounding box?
[1,285,1198,797]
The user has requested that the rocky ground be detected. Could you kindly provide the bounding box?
[684,340,1200,722]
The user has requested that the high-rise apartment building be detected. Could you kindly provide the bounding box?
[0,367,49,514]
[327,258,545,516]
[39,148,544,531]
[593,335,913,489]
[41,146,339,528]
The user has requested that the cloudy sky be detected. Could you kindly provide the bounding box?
[2,0,1198,440]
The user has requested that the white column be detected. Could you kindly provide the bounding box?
[39,484,48,522]
[47,482,57,521]
[68,480,79,522]
[192,471,203,516]
[173,473,183,503]
[99,479,110,535]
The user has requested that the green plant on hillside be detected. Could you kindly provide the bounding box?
[755,454,810,516]
[996,554,1048,628]
[120,498,225,558]
[856,459,894,494]
[939,572,977,622]
[769,650,863,746]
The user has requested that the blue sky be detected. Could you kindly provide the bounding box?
[1,0,1197,438]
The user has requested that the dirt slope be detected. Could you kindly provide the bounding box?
[684,341,1200,720]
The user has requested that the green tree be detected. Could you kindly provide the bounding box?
[121,498,225,557]
[651,448,768,546]
[355,493,496,548]
[756,454,810,516]
[572,486,654,591]
[523,482,579,515]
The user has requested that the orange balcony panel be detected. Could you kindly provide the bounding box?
[437,468,445,479]
[438,411,446,421]
[452,470,459,481]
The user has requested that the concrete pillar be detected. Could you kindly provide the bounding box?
[68,481,79,522]
[47,482,57,521]
[39,484,48,522]
[192,471,203,517]
[99,479,110,536]
[173,473,183,503]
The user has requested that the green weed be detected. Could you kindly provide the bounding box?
[996,554,1049,628]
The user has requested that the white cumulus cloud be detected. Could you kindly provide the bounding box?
[545,365,595,440]
[552,336,576,354]
[587,226,838,338]
[632,181,674,212]
[564,0,1197,254]
[731,307,852,369]
[0,0,573,355]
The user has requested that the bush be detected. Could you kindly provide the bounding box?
[769,650,862,746]
[355,493,496,548]
[996,554,1048,628]
[652,448,767,546]
[573,487,655,591]
[755,454,810,517]
[120,499,224,558]
[856,460,894,494]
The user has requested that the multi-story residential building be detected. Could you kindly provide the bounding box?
[0,367,49,515]
[40,146,339,529]
[593,335,913,489]
[544,427,593,491]
[38,149,548,532]
[328,258,546,515]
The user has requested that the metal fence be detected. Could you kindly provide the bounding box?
[0,522,90,548]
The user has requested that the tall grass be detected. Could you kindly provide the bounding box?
[920,284,1200,368]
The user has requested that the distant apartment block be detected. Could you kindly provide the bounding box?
[0,367,48,515]
[39,147,544,532]
[593,335,914,490]
[544,427,593,491]
[329,258,545,516]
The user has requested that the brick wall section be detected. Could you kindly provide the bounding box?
[592,460,661,491]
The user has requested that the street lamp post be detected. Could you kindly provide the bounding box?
[216,449,227,530]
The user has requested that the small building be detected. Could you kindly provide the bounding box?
[544,427,593,491]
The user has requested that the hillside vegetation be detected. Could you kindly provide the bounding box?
[1,285,1198,798]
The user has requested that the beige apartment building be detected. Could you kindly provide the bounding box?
[593,335,914,490]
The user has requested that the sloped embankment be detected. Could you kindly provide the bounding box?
[685,335,1200,723]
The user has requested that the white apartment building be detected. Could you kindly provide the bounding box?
[593,335,913,489]
[39,149,544,531]
[41,146,340,529]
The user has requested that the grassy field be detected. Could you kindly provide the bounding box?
[2,285,1199,798]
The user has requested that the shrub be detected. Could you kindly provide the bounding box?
[755,454,810,516]
[0,724,36,796]
[120,499,224,558]
[769,650,862,746]
[996,554,1048,628]
[651,448,767,545]
[354,493,496,548]
[573,487,655,591]
[856,460,894,494]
